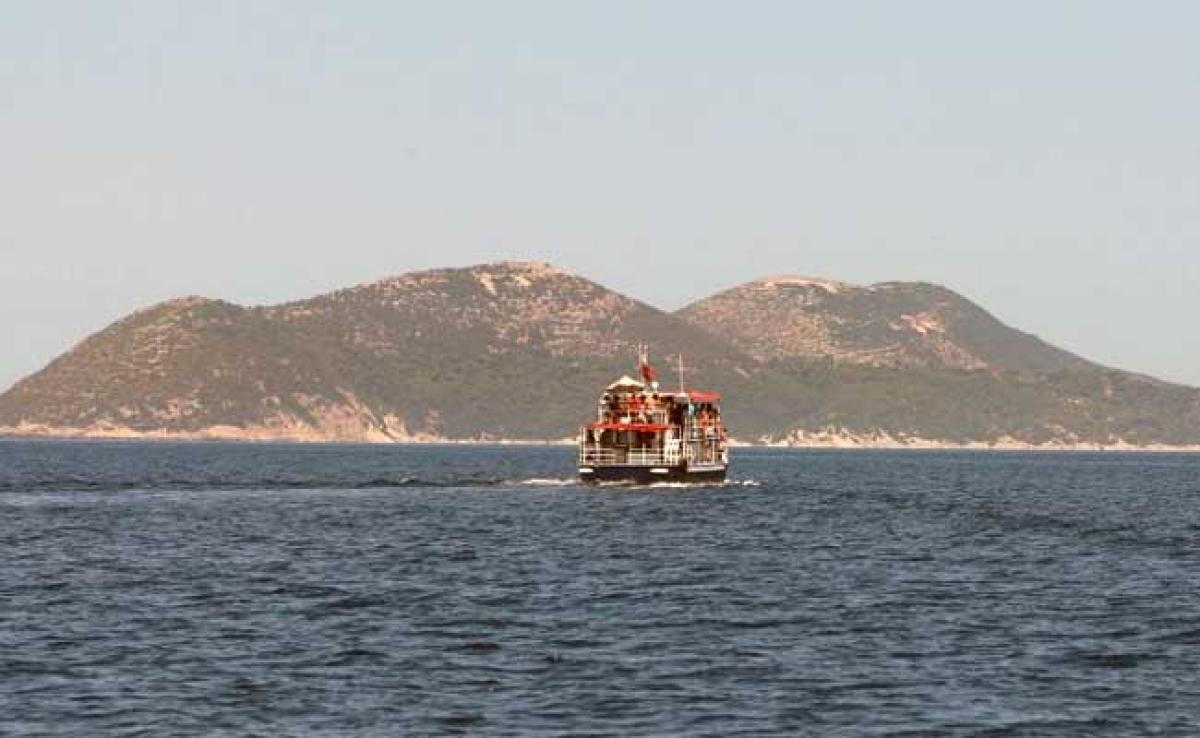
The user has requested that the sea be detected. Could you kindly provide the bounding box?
[3,439,1200,736]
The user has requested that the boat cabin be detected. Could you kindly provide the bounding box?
[580,376,726,469]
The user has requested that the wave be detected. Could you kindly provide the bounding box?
[647,479,761,489]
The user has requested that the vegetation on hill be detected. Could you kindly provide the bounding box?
[2,261,1199,446]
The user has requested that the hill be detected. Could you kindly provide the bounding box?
[0,262,749,441]
[677,276,1089,373]
[678,277,1200,446]
[3,262,1200,447]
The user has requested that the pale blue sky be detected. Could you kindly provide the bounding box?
[3,1,1199,389]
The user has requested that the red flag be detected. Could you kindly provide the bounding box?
[640,361,656,383]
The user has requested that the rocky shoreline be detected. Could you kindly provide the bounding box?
[5,423,1200,452]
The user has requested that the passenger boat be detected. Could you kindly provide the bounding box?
[578,347,729,483]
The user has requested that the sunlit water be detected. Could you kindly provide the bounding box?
[3,439,1200,735]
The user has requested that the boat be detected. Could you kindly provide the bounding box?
[578,346,729,483]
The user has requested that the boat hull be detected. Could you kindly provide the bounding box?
[578,464,727,485]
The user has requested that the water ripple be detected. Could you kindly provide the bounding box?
[3,441,1200,734]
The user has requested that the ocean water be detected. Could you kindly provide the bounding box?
[3,440,1200,736]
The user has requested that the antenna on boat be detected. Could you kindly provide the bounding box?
[670,354,697,395]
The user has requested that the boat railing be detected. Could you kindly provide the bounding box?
[578,446,681,466]
[599,410,670,426]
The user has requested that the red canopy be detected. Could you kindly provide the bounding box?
[687,390,721,403]
[587,422,670,432]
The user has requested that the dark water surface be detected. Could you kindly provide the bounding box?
[4,440,1200,735]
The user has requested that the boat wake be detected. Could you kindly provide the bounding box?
[509,477,581,487]
[583,478,761,490]
[0,476,759,495]
[500,477,759,490]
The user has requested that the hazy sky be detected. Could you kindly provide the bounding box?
[4,1,1199,390]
